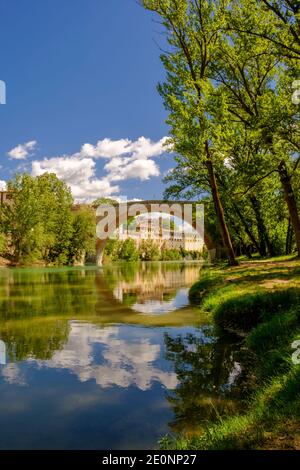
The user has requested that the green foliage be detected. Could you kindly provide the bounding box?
[143,0,300,260]
[117,239,139,262]
[68,207,96,264]
[103,237,203,263]
[139,239,160,261]
[1,174,71,264]
[0,232,6,255]
[161,248,183,261]
[104,239,139,262]
[103,238,119,260]
[0,173,98,266]
[91,197,118,208]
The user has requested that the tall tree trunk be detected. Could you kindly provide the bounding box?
[285,218,293,255]
[250,195,266,256]
[231,201,262,255]
[249,195,274,256]
[227,212,253,259]
[278,160,300,257]
[205,142,238,266]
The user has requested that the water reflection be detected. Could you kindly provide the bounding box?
[33,322,178,391]
[106,262,202,314]
[163,329,244,435]
[132,289,190,314]
[0,262,246,449]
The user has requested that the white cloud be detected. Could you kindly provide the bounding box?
[104,156,160,181]
[32,156,96,184]
[71,178,119,201]
[129,136,169,159]
[8,140,37,160]
[30,136,168,202]
[80,138,132,158]
[0,180,7,191]
[32,156,119,202]
[79,136,168,160]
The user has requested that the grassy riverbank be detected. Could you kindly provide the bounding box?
[161,257,300,450]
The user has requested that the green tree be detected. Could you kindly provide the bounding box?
[118,239,139,261]
[37,173,74,264]
[213,12,300,256]
[104,238,119,261]
[144,0,300,259]
[68,206,96,265]
[228,0,300,60]
[143,0,238,265]
[1,174,43,262]
[1,173,74,264]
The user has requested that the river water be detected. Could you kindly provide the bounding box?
[0,262,244,449]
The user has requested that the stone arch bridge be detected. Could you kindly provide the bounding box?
[95,200,214,266]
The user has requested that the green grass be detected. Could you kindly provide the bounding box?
[161,370,300,450]
[162,258,300,450]
[213,289,300,332]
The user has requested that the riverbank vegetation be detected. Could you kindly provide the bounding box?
[103,238,202,263]
[161,258,300,449]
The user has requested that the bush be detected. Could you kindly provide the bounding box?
[118,239,139,261]
[139,239,160,261]
[161,248,183,261]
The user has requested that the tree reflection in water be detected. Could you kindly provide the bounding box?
[164,327,246,436]
[0,319,70,362]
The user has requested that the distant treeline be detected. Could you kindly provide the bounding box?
[104,238,202,263]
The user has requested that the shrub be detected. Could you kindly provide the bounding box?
[161,248,183,261]
[118,239,139,261]
[139,239,160,261]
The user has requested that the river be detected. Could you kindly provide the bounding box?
[0,262,244,449]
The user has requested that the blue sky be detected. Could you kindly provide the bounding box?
[0,0,173,201]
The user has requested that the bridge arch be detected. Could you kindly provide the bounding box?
[95,200,215,266]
